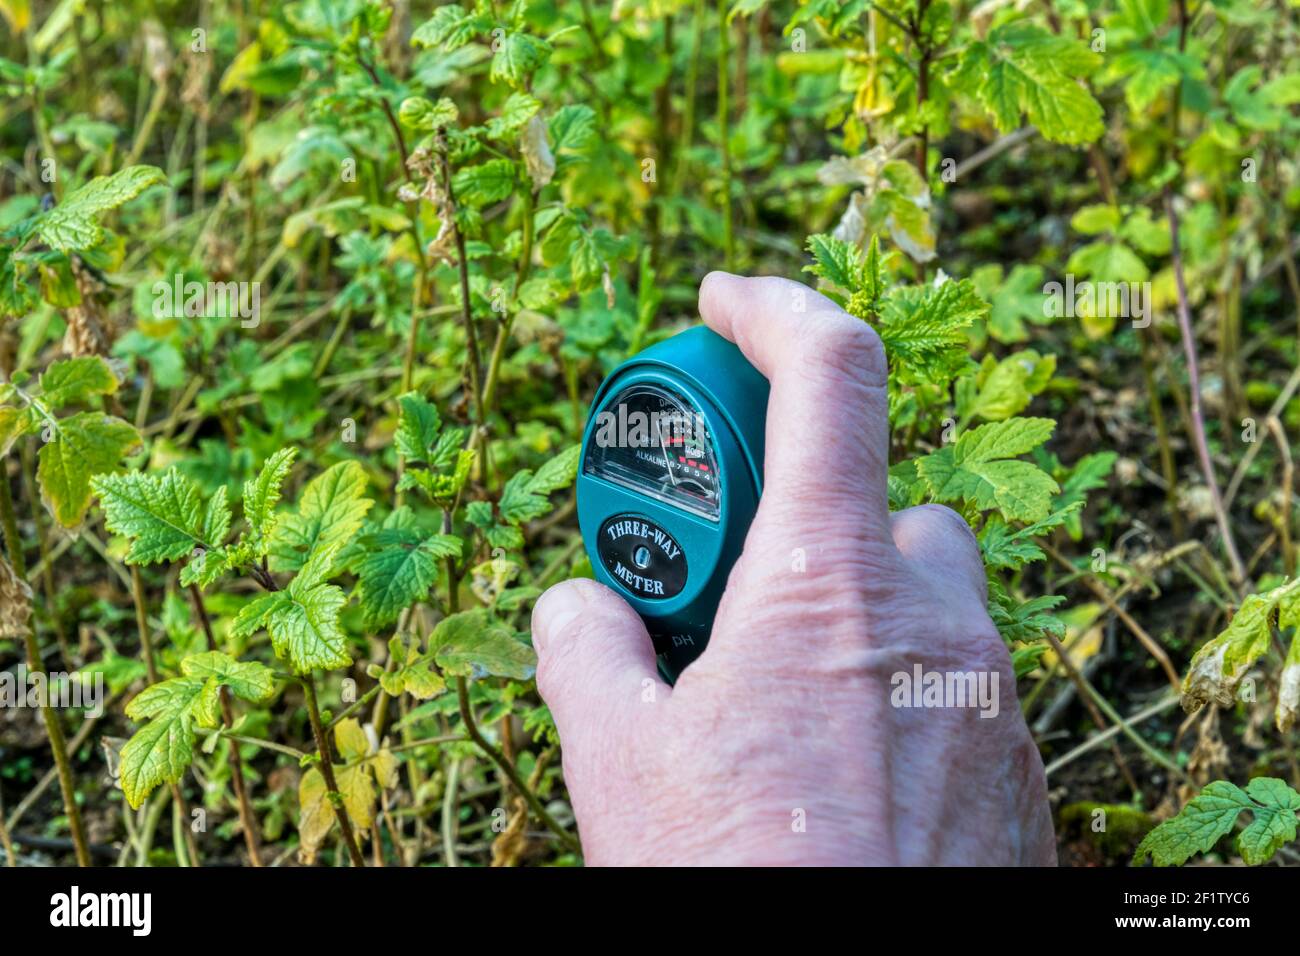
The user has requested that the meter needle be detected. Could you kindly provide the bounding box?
[658,421,678,486]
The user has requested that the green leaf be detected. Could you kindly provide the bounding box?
[269,460,373,573]
[1237,778,1300,865]
[490,31,551,88]
[875,279,986,384]
[180,650,276,703]
[242,447,297,554]
[1066,240,1149,283]
[951,23,1103,145]
[394,392,441,462]
[411,4,488,51]
[38,165,167,251]
[231,550,351,674]
[916,418,1059,522]
[0,405,37,456]
[957,417,1055,461]
[803,232,862,291]
[499,445,580,525]
[1070,204,1120,236]
[430,609,537,680]
[1134,778,1300,866]
[398,95,459,132]
[451,159,517,207]
[379,634,447,700]
[93,469,224,565]
[486,91,541,138]
[119,675,221,809]
[40,412,140,527]
[38,355,119,408]
[356,520,462,628]
[549,105,597,157]
[959,351,1056,423]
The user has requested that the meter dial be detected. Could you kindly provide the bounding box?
[584,382,721,520]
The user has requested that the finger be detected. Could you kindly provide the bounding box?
[531,578,669,751]
[889,504,987,606]
[698,271,893,546]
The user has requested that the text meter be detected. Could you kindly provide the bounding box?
[577,327,769,682]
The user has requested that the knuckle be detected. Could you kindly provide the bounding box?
[796,311,887,388]
[918,503,980,553]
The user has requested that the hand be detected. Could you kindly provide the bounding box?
[531,272,1057,866]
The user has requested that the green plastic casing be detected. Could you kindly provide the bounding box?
[577,326,769,683]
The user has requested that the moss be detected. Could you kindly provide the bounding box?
[1059,802,1153,858]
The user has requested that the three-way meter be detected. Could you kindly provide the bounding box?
[576,327,769,683]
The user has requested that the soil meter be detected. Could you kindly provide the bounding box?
[577,326,769,683]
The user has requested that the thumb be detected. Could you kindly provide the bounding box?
[531,579,668,748]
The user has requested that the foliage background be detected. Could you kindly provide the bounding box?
[1,0,1300,866]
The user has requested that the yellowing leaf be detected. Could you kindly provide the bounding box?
[40,412,140,527]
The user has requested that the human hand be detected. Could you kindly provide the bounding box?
[531,272,1057,866]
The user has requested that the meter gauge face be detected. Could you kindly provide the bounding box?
[585,382,721,520]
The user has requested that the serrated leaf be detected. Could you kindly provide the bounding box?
[803,232,861,291]
[41,412,140,527]
[411,4,487,51]
[394,392,441,462]
[1134,778,1300,866]
[0,405,36,457]
[269,460,372,573]
[487,91,541,138]
[490,31,550,88]
[956,417,1056,463]
[951,23,1103,145]
[119,675,221,809]
[915,418,1059,522]
[1133,780,1252,866]
[38,355,119,408]
[497,446,580,525]
[231,554,351,674]
[242,447,297,553]
[452,159,517,207]
[38,165,167,251]
[180,651,275,703]
[876,279,986,384]
[356,522,462,627]
[528,444,580,495]
[549,104,597,157]
[93,469,224,564]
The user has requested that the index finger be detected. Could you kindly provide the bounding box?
[698,271,893,547]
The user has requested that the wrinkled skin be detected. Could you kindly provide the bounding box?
[531,273,1057,866]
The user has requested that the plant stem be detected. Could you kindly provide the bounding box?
[455,675,580,855]
[716,0,734,270]
[188,584,265,866]
[304,675,367,867]
[401,262,425,394]
[441,753,461,868]
[438,135,484,425]
[1165,192,1247,587]
[1,458,90,866]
